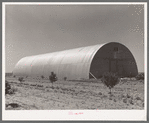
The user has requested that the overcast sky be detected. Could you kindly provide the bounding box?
[5,4,144,73]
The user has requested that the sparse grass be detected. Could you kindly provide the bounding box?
[5,77,144,110]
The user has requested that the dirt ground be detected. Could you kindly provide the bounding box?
[5,77,144,110]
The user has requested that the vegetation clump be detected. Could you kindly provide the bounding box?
[135,73,144,80]
[6,103,20,108]
[64,77,67,81]
[5,81,17,95]
[41,75,44,79]
[101,72,119,94]
[5,81,11,94]
[49,72,57,87]
[18,77,24,82]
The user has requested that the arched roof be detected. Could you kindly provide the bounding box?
[13,43,105,79]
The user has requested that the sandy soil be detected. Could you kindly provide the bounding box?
[5,77,144,110]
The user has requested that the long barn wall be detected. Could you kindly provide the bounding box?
[13,44,104,80]
[13,42,138,80]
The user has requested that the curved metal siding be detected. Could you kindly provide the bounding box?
[13,44,105,79]
[13,42,138,79]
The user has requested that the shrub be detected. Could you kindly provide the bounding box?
[98,92,102,95]
[41,75,44,79]
[126,94,131,98]
[6,103,20,108]
[49,72,57,87]
[136,96,142,100]
[10,86,18,94]
[5,81,11,94]
[123,98,127,103]
[136,73,144,80]
[101,72,119,94]
[64,77,67,81]
[37,84,43,87]
[18,77,24,82]
[5,81,17,95]
[129,99,134,105]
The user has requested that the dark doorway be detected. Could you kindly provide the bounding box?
[109,59,118,73]
[110,60,117,73]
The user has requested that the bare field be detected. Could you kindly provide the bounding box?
[5,77,144,110]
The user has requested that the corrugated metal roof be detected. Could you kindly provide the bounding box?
[13,43,105,79]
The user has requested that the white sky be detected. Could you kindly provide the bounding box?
[5,4,144,72]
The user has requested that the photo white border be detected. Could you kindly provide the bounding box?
[2,2,147,121]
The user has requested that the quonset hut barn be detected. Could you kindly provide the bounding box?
[13,42,138,80]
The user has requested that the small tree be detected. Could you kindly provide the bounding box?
[49,72,57,87]
[18,77,24,82]
[101,72,119,94]
[41,75,44,79]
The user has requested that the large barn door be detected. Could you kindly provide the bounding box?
[117,61,123,76]
[110,60,117,73]
[110,60,125,77]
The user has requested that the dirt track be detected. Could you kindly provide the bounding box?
[5,77,144,110]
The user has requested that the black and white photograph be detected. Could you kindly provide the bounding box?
[3,2,147,120]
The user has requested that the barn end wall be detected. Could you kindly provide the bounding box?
[89,42,138,78]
